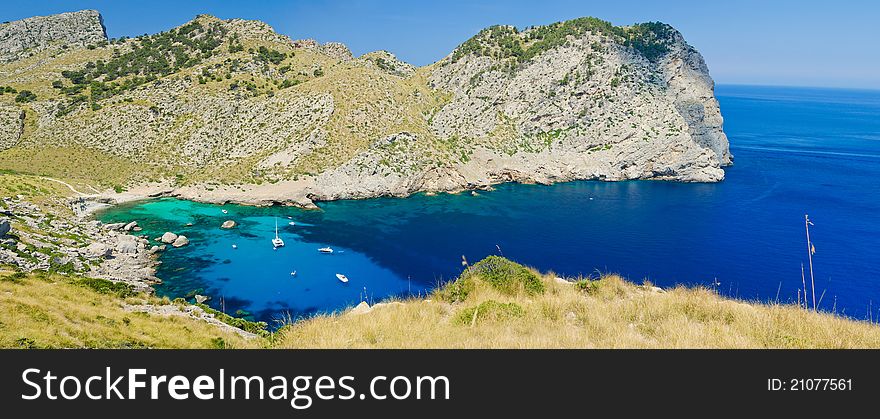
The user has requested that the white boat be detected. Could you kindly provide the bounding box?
[288,221,296,226]
[290,270,297,277]
[336,273,349,283]
[231,244,237,249]
[272,219,285,248]
[318,247,333,254]
[222,209,228,214]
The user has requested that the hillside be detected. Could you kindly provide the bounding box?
[0,11,730,207]
[3,255,879,349]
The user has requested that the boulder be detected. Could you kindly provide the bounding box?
[349,301,372,315]
[220,220,237,229]
[554,277,572,285]
[171,235,189,248]
[132,226,142,232]
[123,221,138,231]
[103,222,126,230]
[85,242,112,258]
[0,218,10,236]
[160,232,178,244]
[194,294,209,304]
[115,240,138,254]
[148,245,160,254]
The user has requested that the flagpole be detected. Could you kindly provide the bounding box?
[805,214,816,311]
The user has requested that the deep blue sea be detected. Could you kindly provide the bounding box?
[98,85,880,324]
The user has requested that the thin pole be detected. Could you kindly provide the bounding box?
[800,263,808,310]
[805,215,816,311]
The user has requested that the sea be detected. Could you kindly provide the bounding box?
[97,85,880,325]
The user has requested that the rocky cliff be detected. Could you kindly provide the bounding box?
[0,11,731,206]
[0,10,107,62]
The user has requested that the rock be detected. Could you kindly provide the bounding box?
[16,242,28,252]
[123,221,138,231]
[220,220,236,229]
[0,10,107,62]
[115,240,138,254]
[132,226,142,232]
[554,277,572,285]
[349,301,372,315]
[158,245,167,251]
[171,235,189,248]
[0,218,10,236]
[85,242,112,258]
[104,222,126,231]
[148,245,160,254]
[160,232,178,244]
[194,294,208,304]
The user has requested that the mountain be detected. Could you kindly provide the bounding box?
[0,11,731,206]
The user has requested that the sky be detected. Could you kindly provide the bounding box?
[3,0,879,89]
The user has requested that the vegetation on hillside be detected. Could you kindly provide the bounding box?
[275,256,880,349]
[54,20,228,115]
[0,270,256,348]
[450,18,675,64]
[3,254,880,348]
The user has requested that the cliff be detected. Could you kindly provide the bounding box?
[0,12,731,206]
[0,10,107,62]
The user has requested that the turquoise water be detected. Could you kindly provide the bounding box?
[98,85,880,323]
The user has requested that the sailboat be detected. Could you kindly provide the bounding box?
[272,219,285,248]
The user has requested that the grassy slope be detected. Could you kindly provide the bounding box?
[2,254,878,349]
[0,270,257,348]
[276,258,880,349]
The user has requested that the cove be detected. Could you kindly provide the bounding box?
[97,85,880,324]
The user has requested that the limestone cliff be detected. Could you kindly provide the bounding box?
[0,12,731,206]
[0,10,107,62]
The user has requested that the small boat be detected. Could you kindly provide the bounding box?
[336,273,349,283]
[290,270,297,277]
[272,219,285,248]
[222,209,228,214]
[231,244,237,249]
[288,221,296,226]
[287,216,292,219]
[318,247,333,254]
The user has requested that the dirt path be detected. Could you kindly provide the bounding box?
[40,177,93,197]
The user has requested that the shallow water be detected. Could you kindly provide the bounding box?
[98,85,880,323]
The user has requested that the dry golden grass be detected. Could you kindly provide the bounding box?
[0,271,258,349]
[275,263,880,349]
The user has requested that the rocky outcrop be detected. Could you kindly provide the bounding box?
[0,104,25,151]
[160,232,178,244]
[0,10,107,62]
[359,50,415,77]
[0,218,10,236]
[220,220,236,229]
[0,195,158,291]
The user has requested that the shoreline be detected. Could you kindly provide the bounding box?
[83,167,730,216]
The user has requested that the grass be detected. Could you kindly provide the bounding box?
[274,257,880,349]
[0,270,258,348]
[3,254,880,348]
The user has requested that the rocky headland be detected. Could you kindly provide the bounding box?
[0,11,730,210]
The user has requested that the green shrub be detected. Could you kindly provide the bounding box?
[466,256,544,296]
[574,279,600,294]
[14,90,37,103]
[73,277,136,298]
[195,303,269,337]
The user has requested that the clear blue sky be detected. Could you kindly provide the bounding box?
[4,0,879,89]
